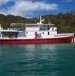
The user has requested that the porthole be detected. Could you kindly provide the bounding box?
[42,32,44,34]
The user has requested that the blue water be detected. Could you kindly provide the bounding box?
[0,43,75,76]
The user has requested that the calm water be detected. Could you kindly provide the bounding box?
[0,43,75,76]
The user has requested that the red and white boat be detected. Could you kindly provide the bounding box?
[0,17,74,44]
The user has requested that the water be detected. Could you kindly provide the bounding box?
[0,43,75,76]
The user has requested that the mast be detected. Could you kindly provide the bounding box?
[37,16,45,24]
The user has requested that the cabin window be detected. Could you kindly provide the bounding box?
[42,32,44,34]
[48,32,50,35]
[26,32,28,34]
[40,25,49,30]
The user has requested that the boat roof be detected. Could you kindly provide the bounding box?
[10,23,25,27]
[25,23,54,26]
[0,30,22,32]
[10,23,55,27]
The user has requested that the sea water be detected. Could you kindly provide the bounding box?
[0,43,75,76]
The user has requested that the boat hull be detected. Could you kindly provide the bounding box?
[0,36,73,44]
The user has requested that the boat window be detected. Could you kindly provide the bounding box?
[40,25,50,30]
[42,32,44,34]
[25,32,28,34]
[48,32,50,35]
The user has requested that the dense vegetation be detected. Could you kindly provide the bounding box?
[0,11,75,33]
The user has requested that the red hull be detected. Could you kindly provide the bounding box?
[0,36,73,44]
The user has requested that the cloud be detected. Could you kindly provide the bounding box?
[0,0,58,17]
[0,0,10,4]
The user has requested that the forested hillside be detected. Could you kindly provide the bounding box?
[0,11,75,33]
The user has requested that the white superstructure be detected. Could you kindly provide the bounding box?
[0,16,74,39]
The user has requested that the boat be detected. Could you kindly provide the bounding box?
[0,16,74,44]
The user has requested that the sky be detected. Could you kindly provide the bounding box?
[0,0,75,18]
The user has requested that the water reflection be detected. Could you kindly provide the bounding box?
[0,43,75,76]
[16,44,59,62]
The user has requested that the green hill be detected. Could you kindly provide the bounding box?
[0,11,75,33]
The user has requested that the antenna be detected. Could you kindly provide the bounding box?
[37,16,45,24]
[40,16,45,24]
